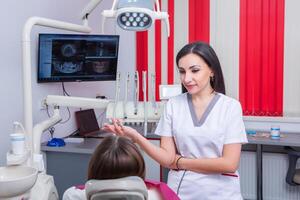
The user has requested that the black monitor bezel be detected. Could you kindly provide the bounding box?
[37,33,120,83]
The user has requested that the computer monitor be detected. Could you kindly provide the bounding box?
[38,34,119,82]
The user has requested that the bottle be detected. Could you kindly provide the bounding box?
[270,125,280,139]
[13,122,26,134]
[10,122,26,154]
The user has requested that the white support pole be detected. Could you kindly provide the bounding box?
[33,108,62,155]
[22,16,91,154]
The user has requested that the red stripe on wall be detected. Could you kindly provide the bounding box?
[155,0,162,101]
[239,0,284,116]
[275,0,284,115]
[136,31,148,101]
[189,0,210,43]
[239,0,247,113]
[167,0,174,86]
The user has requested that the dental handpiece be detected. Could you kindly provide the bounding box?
[113,71,121,119]
[134,71,139,115]
[142,71,147,136]
[151,73,158,115]
[124,72,130,119]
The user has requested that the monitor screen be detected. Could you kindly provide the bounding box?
[38,34,119,82]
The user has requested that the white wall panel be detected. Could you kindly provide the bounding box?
[148,24,156,99]
[174,0,189,84]
[161,0,169,85]
[210,0,240,99]
[283,0,300,117]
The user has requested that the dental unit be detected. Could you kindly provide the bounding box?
[0,0,172,199]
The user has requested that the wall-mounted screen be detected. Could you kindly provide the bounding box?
[38,34,119,82]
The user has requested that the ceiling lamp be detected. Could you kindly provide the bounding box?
[81,0,170,36]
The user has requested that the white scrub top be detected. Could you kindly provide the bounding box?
[155,93,248,200]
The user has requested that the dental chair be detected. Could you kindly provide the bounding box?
[85,176,148,200]
[285,146,300,186]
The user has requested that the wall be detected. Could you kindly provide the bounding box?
[2,0,300,166]
[283,0,300,117]
[0,0,136,166]
[209,0,300,131]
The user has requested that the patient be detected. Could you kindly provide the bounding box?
[63,135,179,200]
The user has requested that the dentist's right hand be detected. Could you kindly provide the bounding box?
[102,119,140,143]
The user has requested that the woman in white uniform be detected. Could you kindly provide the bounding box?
[103,41,248,200]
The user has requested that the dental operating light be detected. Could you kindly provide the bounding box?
[81,0,170,36]
[115,0,154,30]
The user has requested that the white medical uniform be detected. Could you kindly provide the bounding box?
[155,93,248,200]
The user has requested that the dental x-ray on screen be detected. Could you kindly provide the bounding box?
[38,34,119,82]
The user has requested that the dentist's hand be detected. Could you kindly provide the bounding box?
[102,119,139,142]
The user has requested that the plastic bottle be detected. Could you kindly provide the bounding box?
[10,122,26,154]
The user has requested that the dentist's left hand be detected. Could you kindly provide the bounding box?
[102,119,139,142]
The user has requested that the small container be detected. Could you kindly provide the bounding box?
[10,133,25,154]
[10,121,26,155]
[270,125,280,139]
[246,130,256,135]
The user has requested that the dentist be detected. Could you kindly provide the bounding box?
[103,41,248,200]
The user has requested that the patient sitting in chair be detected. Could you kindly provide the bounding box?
[63,135,179,200]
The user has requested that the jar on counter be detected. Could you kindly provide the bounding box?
[270,125,280,139]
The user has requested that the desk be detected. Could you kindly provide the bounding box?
[247,132,300,200]
[43,132,300,199]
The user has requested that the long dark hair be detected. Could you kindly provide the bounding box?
[176,41,226,94]
[88,136,145,180]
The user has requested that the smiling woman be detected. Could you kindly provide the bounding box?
[103,41,248,200]
[176,41,225,96]
[178,57,213,95]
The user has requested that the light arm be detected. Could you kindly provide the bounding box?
[155,0,160,12]
[80,0,104,19]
